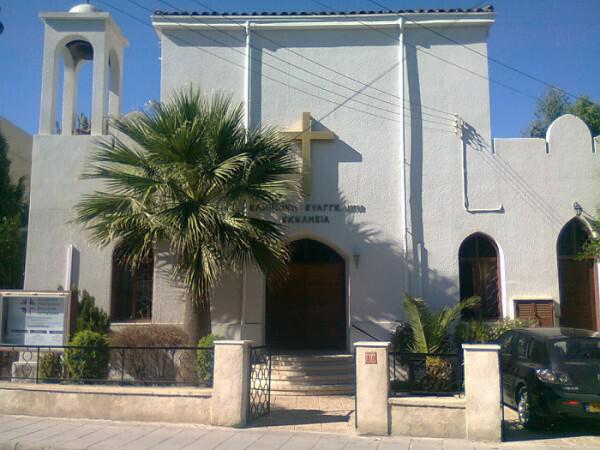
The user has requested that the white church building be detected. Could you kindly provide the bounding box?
[24,3,600,350]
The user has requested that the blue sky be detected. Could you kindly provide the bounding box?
[1,0,599,138]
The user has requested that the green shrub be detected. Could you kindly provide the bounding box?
[196,334,224,386]
[38,352,63,382]
[75,290,110,334]
[64,330,110,381]
[454,318,537,348]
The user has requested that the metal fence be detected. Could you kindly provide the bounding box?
[248,346,271,421]
[389,352,464,396]
[0,345,214,387]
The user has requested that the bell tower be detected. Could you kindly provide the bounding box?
[38,3,128,135]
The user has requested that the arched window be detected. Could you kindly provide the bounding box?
[111,249,154,322]
[459,233,501,320]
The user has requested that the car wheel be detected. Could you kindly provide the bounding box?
[517,387,540,430]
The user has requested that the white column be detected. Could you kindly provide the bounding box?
[211,340,252,427]
[108,48,123,118]
[61,55,79,136]
[463,344,502,442]
[91,37,108,135]
[39,35,58,135]
[354,341,390,435]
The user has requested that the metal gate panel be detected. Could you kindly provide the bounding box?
[248,346,271,421]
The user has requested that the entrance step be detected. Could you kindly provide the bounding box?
[269,353,355,396]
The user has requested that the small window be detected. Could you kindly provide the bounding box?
[111,249,154,322]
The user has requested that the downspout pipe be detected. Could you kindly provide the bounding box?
[456,115,504,214]
[398,18,410,294]
[240,20,252,337]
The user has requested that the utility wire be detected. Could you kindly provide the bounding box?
[95,0,457,138]
[189,0,458,122]
[152,0,455,126]
[368,0,600,107]
[311,0,539,102]
[128,0,456,129]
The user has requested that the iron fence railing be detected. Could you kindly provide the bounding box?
[389,352,464,396]
[0,345,214,387]
[248,346,271,421]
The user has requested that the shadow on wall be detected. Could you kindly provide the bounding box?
[462,118,590,235]
[297,190,458,342]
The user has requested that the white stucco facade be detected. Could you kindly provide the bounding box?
[24,5,600,348]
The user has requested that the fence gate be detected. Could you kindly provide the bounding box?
[248,346,271,421]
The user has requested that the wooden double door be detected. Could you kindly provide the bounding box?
[266,240,346,349]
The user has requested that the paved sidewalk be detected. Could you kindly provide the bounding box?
[1,414,600,450]
[249,395,355,432]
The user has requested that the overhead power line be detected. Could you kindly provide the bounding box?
[188,0,459,121]
[311,0,540,102]
[94,0,457,137]
[368,0,600,108]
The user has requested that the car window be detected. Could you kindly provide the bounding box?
[516,335,528,359]
[551,338,600,361]
[498,332,514,356]
[528,339,546,364]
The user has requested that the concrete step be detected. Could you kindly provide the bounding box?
[267,353,356,396]
[271,373,356,383]
[270,383,356,396]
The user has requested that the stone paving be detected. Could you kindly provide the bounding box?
[1,413,600,450]
[248,395,355,432]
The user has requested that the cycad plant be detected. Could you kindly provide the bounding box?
[75,88,300,342]
[402,294,479,391]
[403,294,479,354]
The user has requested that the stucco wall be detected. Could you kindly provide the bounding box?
[389,396,466,439]
[420,114,599,319]
[0,383,212,424]
[24,135,114,310]
[0,117,32,194]
[158,19,495,344]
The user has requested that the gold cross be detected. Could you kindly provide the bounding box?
[281,112,336,197]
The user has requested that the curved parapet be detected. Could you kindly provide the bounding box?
[546,114,594,154]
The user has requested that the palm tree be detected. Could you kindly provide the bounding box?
[75,88,300,342]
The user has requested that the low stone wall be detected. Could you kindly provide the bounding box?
[0,383,212,424]
[389,396,466,439]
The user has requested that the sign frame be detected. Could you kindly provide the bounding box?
[0,291,72,346]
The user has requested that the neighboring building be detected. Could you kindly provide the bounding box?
[0,117,32,194]
[24,3,600,350]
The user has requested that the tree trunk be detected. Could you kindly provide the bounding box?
[183,298,212,345]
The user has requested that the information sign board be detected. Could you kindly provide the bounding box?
[0,292,71,346]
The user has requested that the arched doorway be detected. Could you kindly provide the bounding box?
[557,218,598,330]
[458,233,501,320]
[266,239,346,349]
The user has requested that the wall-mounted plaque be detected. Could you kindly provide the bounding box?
[0,291,71,346]
[365,351,378,364]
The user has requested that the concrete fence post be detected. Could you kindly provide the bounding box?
[211,340,252,427]
[354,341,391,435]
[462,344,502,442]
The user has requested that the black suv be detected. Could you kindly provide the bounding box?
[497,327,600,429]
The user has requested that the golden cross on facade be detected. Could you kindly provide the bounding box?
[281,112,336,197]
